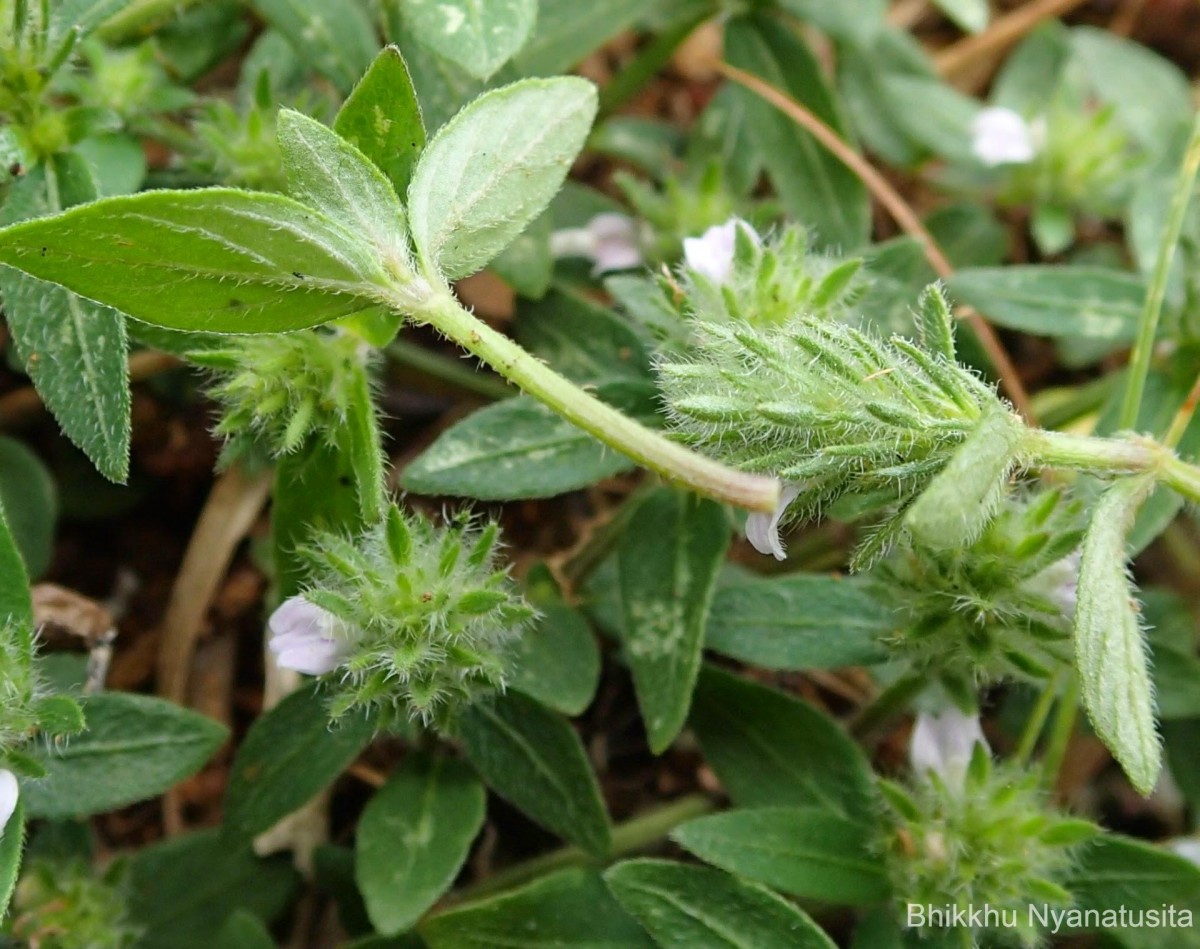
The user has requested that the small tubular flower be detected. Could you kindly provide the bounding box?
[268,596,353,676]
[909,707,988,790]
[744,483,801,561]
[0,768,18,834]
[550,212,643,275]
[971,107,1037,166]
[682,218,758,284]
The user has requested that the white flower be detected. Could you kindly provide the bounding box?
[745,483,801,561]
[683,218,758,284]
[910,707,989,789]
[268,596,352,676]
[549,213,643,275]
[0,769,17,835]
[970,107,1037,166]
[1037,549,1081,618]
[1170,837,1200,867]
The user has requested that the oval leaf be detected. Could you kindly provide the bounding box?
[617,489,730,753]
[356,754,485,934]
[457,691,610,857]
[947,266,1147,342]
[408,77,598,279]
[689,667,878,822]
[604,859,838,949]
[334,46,427,197]
[0,437,56,579]
[0,189,388,333]
[420,868,653,948]
[402,0,536,80]
[705,573,889,670]
[224,683,375,841]
[672,807,891,906]
[22,692,228,818]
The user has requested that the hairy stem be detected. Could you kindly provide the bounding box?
[401,287,781,512]
[1118,114,1200,430]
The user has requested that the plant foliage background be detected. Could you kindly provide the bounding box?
[1,0,1200,947]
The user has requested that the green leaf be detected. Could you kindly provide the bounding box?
[357,754,486,934]
[402,382,656,500]
[50,0,129,43]
[0,188,388,333]
[277,110,410,267]
[705,573,889,670]
[0,159,131,482]
[725,16,870,251]
[250,0,378,94]
[335,45,427,198]
[1065,835,1200,935]
[617,489,730,753]
[457,691,610,857]
[0,800,24,921]
[516,286,651,384]
[604,859,838,949]
[947,266,1147,341]
[0,499,32,629]
[879,73,980,163]
[129,830,298,949]
[1075,476,1161,795]
[21,693,228,818]
[1071,27,1192,148]
[401,0,536,80]
[407,77,598,279]
[420,868,654,948]
[507,598,600,716]
[224,683,374,841]
[0,436,57,579]
[213,910,276,949]
[673,807,891,905]
[689,667,879,822]
[387,22,485,133]
[340,359,387,523]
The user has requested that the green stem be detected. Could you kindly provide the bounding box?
[1040,672,1079,791]
[1014,674,1061,767]
[850,670,926,740]
[1022,428,1161,474]
[1118,114,1200,431]
[386,336,515,402]
[400,288,780,513]
[444,793,715,906]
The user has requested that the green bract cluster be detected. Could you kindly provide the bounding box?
[683,223,864,328]
[6,857,138,949]
[660,286,1019,563]
[877,489,1083,693]
[194,330,375,463]
[299,505,534,729]
[880,750,1096,948]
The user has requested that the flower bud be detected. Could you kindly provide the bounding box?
[268,596,354,676]
[909,707,988,791]
[0,768,17,834]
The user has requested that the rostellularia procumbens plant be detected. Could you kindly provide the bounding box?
[881,707,1098,948]
[660,277,1200,792]
[270,505,534,730]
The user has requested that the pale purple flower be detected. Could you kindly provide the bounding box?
[1038,549,1081,618]
[971,107,1037,166]
[745,483,801,561]
[268,596,352,676]
[0,769,17,835]
[549,213,643,275]
[910,707,989,789]
[683,218,759,284]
